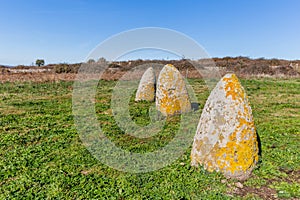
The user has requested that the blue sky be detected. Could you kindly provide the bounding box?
[0,0,300,65]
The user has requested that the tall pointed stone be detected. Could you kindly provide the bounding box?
[191,73,259,180]
[156,64,191,116]
[135,67,156,102]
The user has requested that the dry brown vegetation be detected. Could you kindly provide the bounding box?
[1,57,299,82]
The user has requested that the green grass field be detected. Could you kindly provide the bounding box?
[0,78,299,199]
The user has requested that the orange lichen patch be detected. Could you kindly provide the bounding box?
[159,95,181,115]
[136,83,155,101]
[194,139,204,152]
[211,125,258,175]
[205,160,214,172]
[223,74,245,101]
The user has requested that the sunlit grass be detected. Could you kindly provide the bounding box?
[0,78,299,199]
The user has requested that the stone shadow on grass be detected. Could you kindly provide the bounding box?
[191,102,199,111]
[256,130,262,165]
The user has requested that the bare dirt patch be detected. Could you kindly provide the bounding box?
[230,185,278,199]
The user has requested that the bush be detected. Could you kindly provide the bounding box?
[53,63,81,73]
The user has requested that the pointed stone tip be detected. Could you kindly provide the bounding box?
[223,73,237,79]
[165,64,174,67]
[146,66,154,71]
[164,64,177,70]
[159,64,180,77]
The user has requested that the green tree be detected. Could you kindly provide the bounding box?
[36,59,45,67]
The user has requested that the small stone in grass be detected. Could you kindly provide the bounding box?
[235,182,244,189]
[221,179,227,184]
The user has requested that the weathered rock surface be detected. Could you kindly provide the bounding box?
[135,67,156,101]
[191,73,259,180]
[156,64,191,116]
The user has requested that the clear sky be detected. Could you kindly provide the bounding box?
[1,0,300,65]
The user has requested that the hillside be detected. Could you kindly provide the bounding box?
[1,57,299,82]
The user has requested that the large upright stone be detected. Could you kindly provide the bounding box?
[191,73,259,180]
[156,64,191,116]
[135,67,156,102]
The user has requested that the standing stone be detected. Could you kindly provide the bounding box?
[156,64,191,116]
[135,67,156,102]
[191,73,259,180]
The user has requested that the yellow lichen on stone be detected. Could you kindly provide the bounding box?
[222,74,245,101]
[156,64,191,116]
[191,73,259,180]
